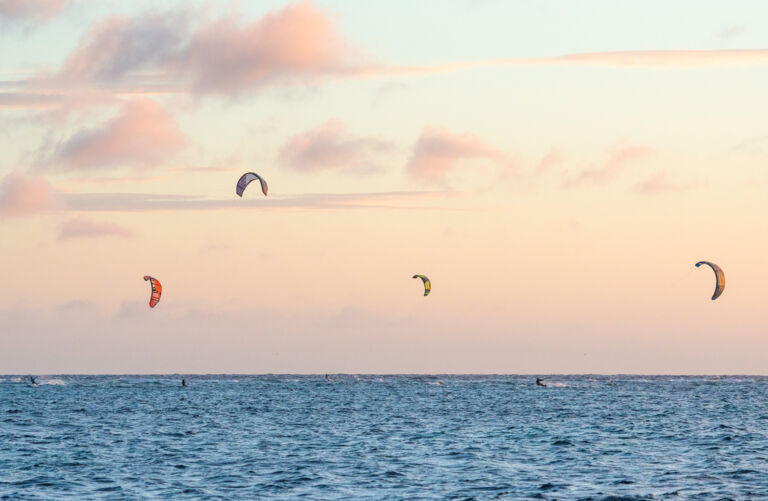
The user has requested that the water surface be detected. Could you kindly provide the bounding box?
[1,375,767,499]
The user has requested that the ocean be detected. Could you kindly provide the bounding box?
[1,375,766,500]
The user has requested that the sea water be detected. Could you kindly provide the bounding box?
[1,375,767,500]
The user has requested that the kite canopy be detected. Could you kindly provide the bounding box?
[695,261,725,300]
[412,275,431,296]
[143,275,162,308]
[236,172,268,197]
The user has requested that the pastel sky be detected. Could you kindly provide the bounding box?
[1,0,767,374]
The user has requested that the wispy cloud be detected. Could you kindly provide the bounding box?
[0,0,68,21]
[53,98,184,170]
[61,174,166,186]
[279,120,393,173]
[0,91,65,109]
[58,217,134,240]
[0,171,62,218]
[535,149,564,174]
[542,49,768,68]
[567,145,654,187]
[391,50,768,78]
[51,11,187,88]
[717,25,746,44]
[728,135,768,155]
[634,171,690,194]
[62,190,454,212]
[407,126,509,185]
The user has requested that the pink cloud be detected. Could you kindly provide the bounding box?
[548,50,768,68]
[63,175,165,186]
[54,12,185,86]
[407,126,507,185]
[37,2,358,95]
[58,217,134,240]
[0,92,65,110]
[570,145,654,186]
[55,98,184,169]
[0,0,67,20]
[178,2,356,93]
[0,171,62,218]
[536,149,564,174]
[279,120,392,173]
[394,50,768,77]
[634,171,689,194]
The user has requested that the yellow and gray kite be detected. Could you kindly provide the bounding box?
[695,261,725,300]
[412,275,431,296]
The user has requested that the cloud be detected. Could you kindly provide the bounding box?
[279,120,393,173]
[568,145,654,186]
[0,91,65,109]
[58,217,134,240]
[717,25,746,44]
[536,149,564,174]
[62,190,453,212]
[634,171,690,194]
[0,0,68,21]
[54,300,100,313]
[0,171,62,218]
[728,135,768,155]
[177,2,358,93]
[536,50,768,68]
[35,2,359,96]
[9,8,768,110]
[394,50,768,77]
[54,12,186,87]
[54,98,184,169]
[10,1,765,112]
[407,126,508,185]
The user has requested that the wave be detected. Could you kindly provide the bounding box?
[39,378,67,386]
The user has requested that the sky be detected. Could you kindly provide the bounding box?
[1,0,767,374]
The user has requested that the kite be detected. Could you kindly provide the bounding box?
[695,261,725,300]
[236,172,268,197]
[143,275,162,308]
[412,275,431,296]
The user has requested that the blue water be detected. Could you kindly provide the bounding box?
[1,376,767,500]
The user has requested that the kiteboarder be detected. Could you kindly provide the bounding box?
[536,377,546,387]
[181,378,188,387]
[30,376,38,387]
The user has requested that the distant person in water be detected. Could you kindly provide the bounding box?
[30,376,38,387]
[536,377,546,387]
[181,378,188,387]
[325,374,330,382]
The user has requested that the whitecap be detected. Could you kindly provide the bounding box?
[40,378,67,386]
